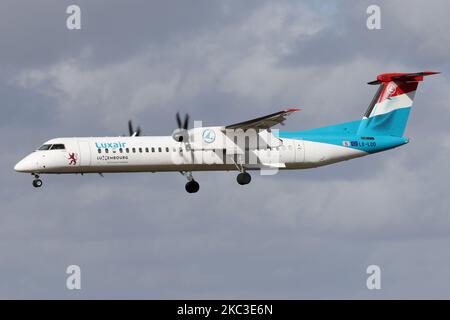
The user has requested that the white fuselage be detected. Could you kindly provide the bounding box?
[14,130,367,175]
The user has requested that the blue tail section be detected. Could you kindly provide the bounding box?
[357,107,412,137]
[277,71,438,154]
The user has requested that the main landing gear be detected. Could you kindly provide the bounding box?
[181,171,199,193]
[185,180,200,193]
[236,172,251,185]
[232,156,251,186]
[180,168,251,193]
[32,174,43,188]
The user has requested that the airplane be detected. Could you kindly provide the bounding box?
[14,71,439,193]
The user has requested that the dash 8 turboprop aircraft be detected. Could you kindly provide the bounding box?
[15,71,438,193]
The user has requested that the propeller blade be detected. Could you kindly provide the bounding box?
[176,112,182,129]
[128,120,134,136]
[183,114,189,130]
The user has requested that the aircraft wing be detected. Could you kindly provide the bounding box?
[225,108,300,131]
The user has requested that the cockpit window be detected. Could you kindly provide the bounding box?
[50,144,65,150]
[38,144,52,150]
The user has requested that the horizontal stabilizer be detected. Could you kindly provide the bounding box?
[368,71,440,85]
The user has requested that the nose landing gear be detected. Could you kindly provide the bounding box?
[32,174,43,188]
[180,171,199,193]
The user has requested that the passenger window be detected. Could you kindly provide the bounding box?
[105,148,109,153]
[126,148,129,153]
[119,148,123,153]
[139,148,142,153]
[132,148,136,153]
[165,147,169,152]
[151,147,155,152]
[145,147,149,153]
[158,147,162,152]
[98,149,101,154]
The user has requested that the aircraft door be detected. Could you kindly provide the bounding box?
[77,141,92,167]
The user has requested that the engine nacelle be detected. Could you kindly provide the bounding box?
[172,128,189,142]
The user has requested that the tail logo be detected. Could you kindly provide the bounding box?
[387,84,396,94]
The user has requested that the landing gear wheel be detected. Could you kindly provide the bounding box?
[237,172,251,185]
[185,180,200,193]
[32,179,43,188]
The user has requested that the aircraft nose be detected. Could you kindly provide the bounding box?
[14,155,35,172]
[14,158,28,172]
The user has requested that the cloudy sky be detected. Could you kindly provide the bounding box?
[1,0,450,299]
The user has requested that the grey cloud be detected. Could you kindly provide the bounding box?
[0,0,268,72]
[280,0,450,69]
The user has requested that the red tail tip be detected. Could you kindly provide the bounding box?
[368,71,440,85]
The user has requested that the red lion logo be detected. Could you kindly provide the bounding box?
[68,153,77,165]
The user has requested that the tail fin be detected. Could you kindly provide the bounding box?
[357,71,439,137]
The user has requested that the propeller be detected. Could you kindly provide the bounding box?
[173,112,190,142]
[176,112,189,130]
[128,120,141,137]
